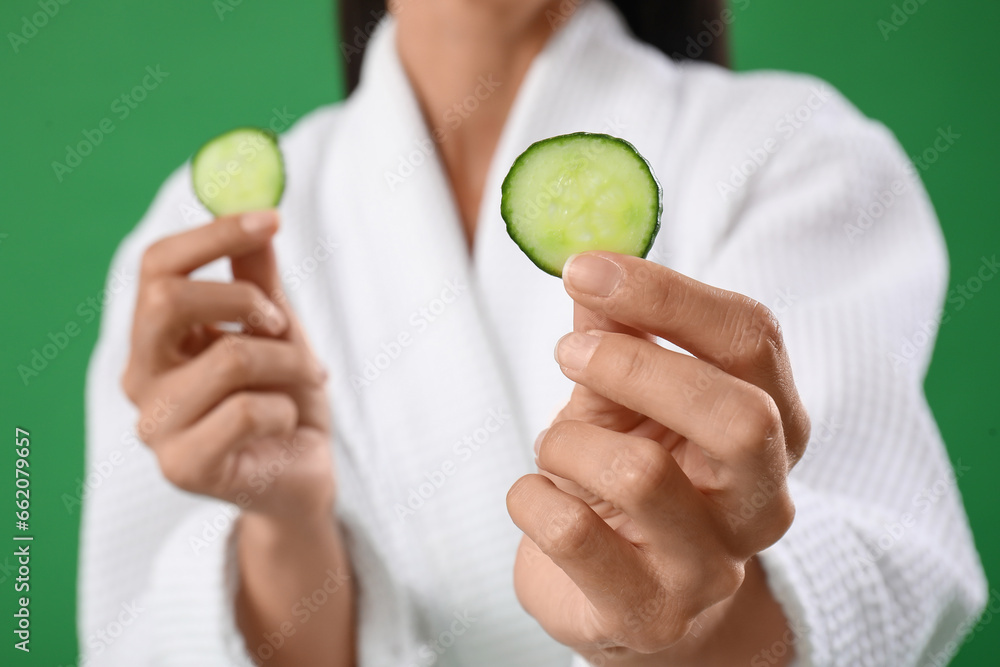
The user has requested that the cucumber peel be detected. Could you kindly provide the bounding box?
[500,132,661,277]
[192,127,285,217]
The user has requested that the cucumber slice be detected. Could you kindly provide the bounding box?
[191,127,285,217]
[500,132,661,277]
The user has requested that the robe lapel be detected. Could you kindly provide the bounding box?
[314,14,570,665]
[309,1,682,663]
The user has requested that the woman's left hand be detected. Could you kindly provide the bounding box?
[506,252,811,665]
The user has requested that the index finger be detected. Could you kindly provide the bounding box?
[140,209,279,278]
[562,252,811,454]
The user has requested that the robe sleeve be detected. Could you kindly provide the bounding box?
[573,77,987,667]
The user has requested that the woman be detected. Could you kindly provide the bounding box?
[78,0,987,665]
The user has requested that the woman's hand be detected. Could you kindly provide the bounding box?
[123,210,355,666]
[121,209,333,524]
[506,252,811,666]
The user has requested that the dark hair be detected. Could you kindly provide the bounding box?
[339,0,730,93]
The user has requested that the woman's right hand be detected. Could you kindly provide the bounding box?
[121,209,335,525]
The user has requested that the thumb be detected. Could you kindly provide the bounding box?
[230,210,330,432]
[558,254,654,429]
[230,210,284,315]
[567,252,650,340]
[229,210,306,346]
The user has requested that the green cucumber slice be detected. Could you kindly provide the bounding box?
[500,132,661,277]
[191,127,285,217]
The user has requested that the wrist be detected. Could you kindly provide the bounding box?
[235,495,355,667]
[239,506,341,554]
[574,558,790,667]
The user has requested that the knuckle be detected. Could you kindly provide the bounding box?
[255,393,299,439]
[230,393,262,436]
[574,623,613,652]
[542,503,594,555]
[272,394,299,430]
[697,558,745,607]
[546,418,578,441]
[142,278,181,314]
[610,339,653,392]
[157,449,200,492]
[641,268,681,322]
[645,611,693,650]
[731,388,782,454]
[140,241,167,277]
[218,336,255,384]
[134,410,159,445]
[651,624,690,653]
[787,406,812,462]
[624,635,669,655]
[734,300,783,368]
[542,419,584,456]
[614,442,673,507]
[619,625,685,654]
[120,366,140,404]
[234,280,268,311]
[228,279,252,301]
[765,491,796,544]
[614,589,679,651]
[729,483,794,555]
[656,628,689,652]
[797,410,812,448]
[298,349,325,386]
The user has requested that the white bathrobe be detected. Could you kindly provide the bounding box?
[78,1,987,665]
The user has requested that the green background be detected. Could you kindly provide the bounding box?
[0,0,996,664]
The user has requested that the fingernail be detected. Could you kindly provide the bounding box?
[240,210,277,236]
[563,254,622,297]
[555,332,599,371]
[533,428,548,457]
[260,301,288,334]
